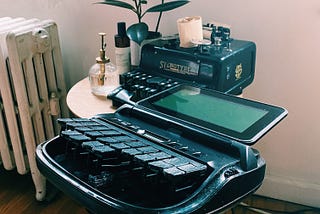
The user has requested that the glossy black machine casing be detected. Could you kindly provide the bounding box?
[140,38,256,95]
[36,85,287,214]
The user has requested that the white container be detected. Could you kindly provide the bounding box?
[115,46,130,74]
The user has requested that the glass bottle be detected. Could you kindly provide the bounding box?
[114,22,130,74]
[89,33,117,96]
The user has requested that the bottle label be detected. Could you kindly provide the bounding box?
[115,47,131,74]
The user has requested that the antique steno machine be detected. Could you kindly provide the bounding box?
[36,21,287,213]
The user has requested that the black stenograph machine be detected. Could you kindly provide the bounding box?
[36,23,287,213]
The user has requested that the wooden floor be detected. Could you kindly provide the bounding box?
[226,197,320,214]
[1,166,319,214]
[0,167,87,214]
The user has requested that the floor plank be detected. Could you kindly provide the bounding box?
[0,167,86,214]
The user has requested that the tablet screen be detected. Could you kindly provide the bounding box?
[139,85,287,144]
[153,88,268,133]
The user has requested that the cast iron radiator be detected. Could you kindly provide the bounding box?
[0,17,69,201]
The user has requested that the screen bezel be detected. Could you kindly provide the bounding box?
[138,85,287,144]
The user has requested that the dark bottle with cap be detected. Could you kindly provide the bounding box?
[115,22,130,74]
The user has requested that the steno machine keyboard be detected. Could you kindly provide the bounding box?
[36,85,287,213]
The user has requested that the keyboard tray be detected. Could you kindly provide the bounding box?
[36,105,266,213]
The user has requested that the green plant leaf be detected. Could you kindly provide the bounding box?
[126,22,149,45]
[95,0,135,10]
[146,0,190,13]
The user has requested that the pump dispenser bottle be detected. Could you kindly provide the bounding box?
[89,32,117,96]
[114,22,130,74]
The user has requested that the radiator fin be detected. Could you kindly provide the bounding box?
[0,17,69,201]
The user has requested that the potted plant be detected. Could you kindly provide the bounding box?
[95,0,190,45]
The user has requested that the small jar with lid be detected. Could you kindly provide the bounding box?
[89,33,117,96]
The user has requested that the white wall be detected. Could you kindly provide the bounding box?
[1,0,320,208]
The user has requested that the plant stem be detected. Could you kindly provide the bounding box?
[138,0,142,22]
[155,0,164,32]
[133,0,141,22]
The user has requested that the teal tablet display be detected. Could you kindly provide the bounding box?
[139,85,287,144]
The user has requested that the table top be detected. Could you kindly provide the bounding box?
[66,77,118,118]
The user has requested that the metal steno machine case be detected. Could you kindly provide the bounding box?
[35,26,286,213]
[140,37,256,95]
[108,29,256,107]
[36,84,287,213]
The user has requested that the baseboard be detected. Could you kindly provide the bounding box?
[256,174,320,208]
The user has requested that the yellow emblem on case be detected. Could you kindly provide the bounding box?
[235,63,242,80]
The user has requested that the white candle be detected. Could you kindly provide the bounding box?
[177,16,203,48]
